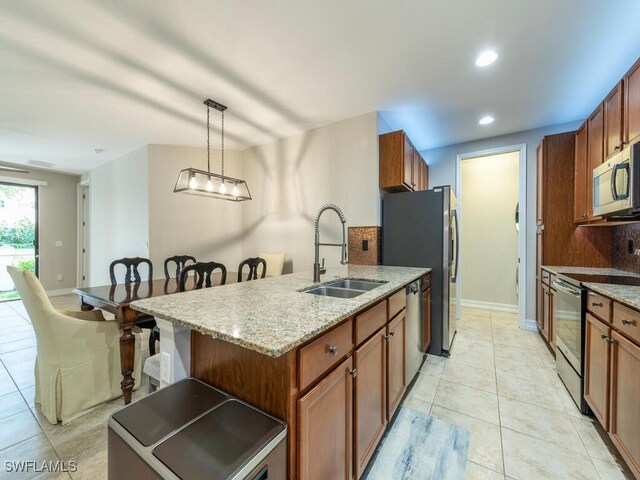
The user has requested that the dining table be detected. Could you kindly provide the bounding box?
[73,273,236,404]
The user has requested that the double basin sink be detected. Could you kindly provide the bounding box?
[303,278,387,299]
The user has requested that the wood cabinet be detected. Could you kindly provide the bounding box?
[298,357,354,480]
[422,287,431,352]
[588,103,605,173]
[574,122,589,222]
[609,331,640,479]
[584,313,611,429]
[354,328,387,479]
[379,130,428,192]
[386,312,405,420]
[625,58,640,145]
[604,81,625,159]
[536,142,544,225]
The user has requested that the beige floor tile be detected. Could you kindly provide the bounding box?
[441,360,497,393]
[494,357,557,385]
[572,417,619,462]
[450,341,495,368]
[0,434,60,480]
[419,354,447,380]
[461,307,491,319]
[433,380,499,425]
[465,461,505,480]
[0,303,22,318]
[493,343,539,361]
[496,372,566,412]
[0,337,37,355]
[0,365,18,397]
[0,390,30,420]
[591,458,635,480]
[454,334,494,351]
[402,395,432,415]
[502,428,600,480]
[20,385,36,409]
[0,410,42,451]
[498,397,586,455]
[432,405,503,473]
[32,472,73,480]
[69,440,106,480]
[407,372,439,404]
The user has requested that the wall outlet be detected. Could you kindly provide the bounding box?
[160,352,171,383]
[57,274,63,281]
[634,249,640,257]
[55,241,63,247]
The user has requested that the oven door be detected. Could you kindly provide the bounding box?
[551,278,584,374]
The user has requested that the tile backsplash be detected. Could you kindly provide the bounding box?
[612,223,640,273]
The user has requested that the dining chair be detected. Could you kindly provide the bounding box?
[109,257,158,355]
[258,252,286,277]
[179,261,227,291]
[7,266,141,424]
[163,255,197,281]
[237,257,267,282]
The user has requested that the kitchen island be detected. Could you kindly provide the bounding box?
[132,264,430,480]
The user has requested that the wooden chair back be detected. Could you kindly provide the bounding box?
[109,257,153,285]
[164,255,197,280]
[179,261,227,291]
[237,257,267,282]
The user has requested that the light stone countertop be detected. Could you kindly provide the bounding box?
[131,264,430,357]
[542,266,640,277]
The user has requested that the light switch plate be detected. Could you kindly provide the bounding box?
[160,352,171,383]
[55,241,63,247]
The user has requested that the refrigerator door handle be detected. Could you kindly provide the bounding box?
[451,209,459,283]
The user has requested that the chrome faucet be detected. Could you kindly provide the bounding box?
[314,204,347,282]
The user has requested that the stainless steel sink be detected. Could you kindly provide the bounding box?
[304,286,365,298]
[327,279,386,291]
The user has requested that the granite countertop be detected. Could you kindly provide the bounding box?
[131,264,429,358]
[543,265,640,311]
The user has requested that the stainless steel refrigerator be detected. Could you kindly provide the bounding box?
[382,186,459,356]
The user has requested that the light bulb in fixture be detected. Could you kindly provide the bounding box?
[479,116,495,125]
[475,50,498,67]
[232,183,239,196]
[189,175,197,189]
[206,178,214,192]
[220,181,227,194]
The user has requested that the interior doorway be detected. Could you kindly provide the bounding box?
[0,182,39,300]
[456,144,527,328]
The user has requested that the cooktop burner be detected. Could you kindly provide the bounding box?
[561,273,640,287]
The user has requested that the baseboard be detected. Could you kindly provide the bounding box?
[46,288,74,297]
[460,299,518,314]
[524,318,538,331]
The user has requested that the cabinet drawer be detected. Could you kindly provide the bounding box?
[388,290,406,320]
[299,319,353,391]
[422,274,431,290]
[613,302,640,345]
[355,301,387,346]
[541,270,551,285]
[588,291,612,322]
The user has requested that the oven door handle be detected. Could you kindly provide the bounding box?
[552,279,582,297]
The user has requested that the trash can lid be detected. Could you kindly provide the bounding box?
[112,379,228,446]
[152,399,286,480]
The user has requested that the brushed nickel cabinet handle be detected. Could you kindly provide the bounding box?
[348,368,357,378]
[592,302,603,307]
[621,319,633,326]
[328,345,338,356]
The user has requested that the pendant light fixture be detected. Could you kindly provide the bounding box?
[174,99,251,201]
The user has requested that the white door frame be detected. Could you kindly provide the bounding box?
[77,180,90,287]
[455,143,528,329]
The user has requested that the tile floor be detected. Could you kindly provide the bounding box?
[0,298,633,479]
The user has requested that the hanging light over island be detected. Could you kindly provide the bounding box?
[174,99,251,201]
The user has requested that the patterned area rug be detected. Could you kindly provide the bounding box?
[365,406,470,480]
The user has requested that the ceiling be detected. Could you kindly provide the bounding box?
[1,0,639,174]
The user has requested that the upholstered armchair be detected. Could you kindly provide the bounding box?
[7,266,141,425]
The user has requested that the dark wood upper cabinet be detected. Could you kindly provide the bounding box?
[604,81,625,158]
[584,313,610,429]
[574,122,589,222]
[379,130,428,192]
[625,58,640,146]
[588,103,605,173]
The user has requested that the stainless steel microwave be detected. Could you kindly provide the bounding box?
[593,143,640,217]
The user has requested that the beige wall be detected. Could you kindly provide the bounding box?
[88,146,149,286]
[0,168,80,291]
[460,152,520,307]
[147,145,245,277]
[239,113,380,272]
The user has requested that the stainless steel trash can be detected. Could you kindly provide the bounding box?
[108,378,287,480]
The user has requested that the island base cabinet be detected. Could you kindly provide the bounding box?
[354,329,387,479]
[386,313,406,420]
[609,332,640,479]
[298,357,353,480]
[584,313,611,429]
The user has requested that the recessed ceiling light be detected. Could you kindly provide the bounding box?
[94,148,106,154]
[479,116,495,125]
[475,50,498,67]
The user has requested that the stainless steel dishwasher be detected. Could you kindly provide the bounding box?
[405,279,423,382]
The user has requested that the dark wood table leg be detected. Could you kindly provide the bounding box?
[118,307,137,404]
[80,298,94,311]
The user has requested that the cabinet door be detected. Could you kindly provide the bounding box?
[604,81,624,158]
[412,149,421,191]
[423,162,429,190]
[588,103,605,172]
[386,313,405,420]
[298,357,353,480]
[403,135,413,189]
[541,283,550,342]
[421,288,431,352]
[536,279,544,333]
[626,59,640,145]
[584,313,611,429]
[354,328,387,479]
[609,331,640,478]
[548,288,556,349]
[574,123,589,222]
[536,142,544,225]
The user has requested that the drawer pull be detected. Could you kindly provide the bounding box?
[600,334,615,344]
[592,302,603,307]
[621,319,634,326]
[384,331,395,341]
[348,367,357,378]
[328,345,339,356]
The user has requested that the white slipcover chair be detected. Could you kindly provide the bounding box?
[258,252,286,277]
[7,266,141,425]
